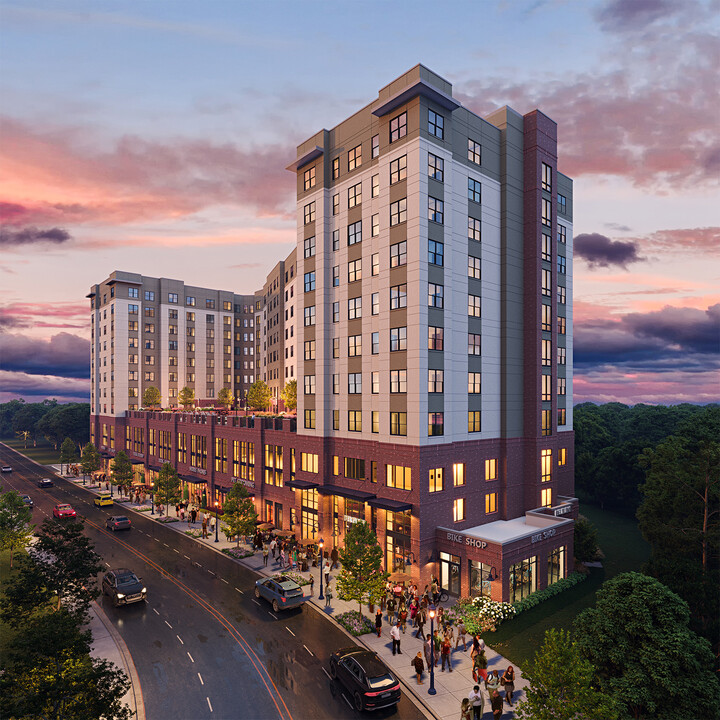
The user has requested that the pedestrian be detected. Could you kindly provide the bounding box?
[386,595,396,623]
[279,549,286,568]
[415,608,426,639]
[431,577,439,605]
[424,634,433,669]
[468,685,485,720]
[191,507,198,524]
[202,515,208,539]
[501,665,515,706]
[175,504,180,517]
[472,649,488,683]
[444,622,455,647]
[375,609,383,637]
[485,670,501,697]
[262,544,269,566]
[390,621,402,655]
[490,690,503,720]
[309,575,314,596]
[409,599,418,626]
[330,546,339,570]
[433,629,441,666]
[324,583,333,608]
[456,620,468,650]
[460,698,473,720]
[398,605,408,634]
[411,652,425,685]
[209,514,216,535]
[180,506,185,521]
[441,634,452,672]
[270,538,277,559]
[323,559,331,586]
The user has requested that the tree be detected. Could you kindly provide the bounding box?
[246,379,272,411]
[111,451,134,496]
[220,482,257,546]
[573,515,600,564]
[142,386,162,408]
[280,379,297,412]
[0,489,34,567]
[217,387,234,410]
[12,402,51,447]
[80,442,101,485]
[36,403,90,453]
[60,436,78,474]
[515,628,619,720]
[16,428,31,448]
[153,462,181,515]
[336,521,388,613]
[178,386,195,410]
[574,572,720,720]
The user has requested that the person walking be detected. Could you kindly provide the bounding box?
[411,652,425,685]
[324,583,333,607]
[309,575,314,596]
[330,546,339,570]
[190,507,198,524]
[468,685,485,720]
[490,689,503,720]
[472,649,488,683]
[414,607,426,640]
[501,665,515,706]
[323,559,331,586]
[386,595,396,624]
[209,513,216,536]
[262,544,269,566]
[460,698,473,720]
[390,621,402,655]
[201,514,208,539]
[375,609,383,637]
[270,537,277,559]
[398,604,408,634]
[440,634,452,672]
[433,629,441,667]
[456,619,468,651]
[485,669,501,697]
[423,634,433,670]
[279,548,286,568]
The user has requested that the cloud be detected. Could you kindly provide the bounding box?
[637,227,720,256]
[0,331,89,378]
[575,233,644,269]
[0,370,89,404]
[0,302,88,331]
[0,225,72,246]
[594,0,677,32]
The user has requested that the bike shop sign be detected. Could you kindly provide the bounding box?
[445,531,488,549]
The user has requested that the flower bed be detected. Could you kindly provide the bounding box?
[336,610,375,636]
[184,529,204,538]
[221,547,255,559]
[156,516,178,523]
[135,506,152,512]
[444,596,516,633]
[114,497,131,503]
[280,571,311,586]
[512,572,587,614]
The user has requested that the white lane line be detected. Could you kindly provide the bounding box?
[105,562,111,567]
[164,620,173,629]
[268,611,278,620]
[285,627,295,637]
[197,672,204,686]
[183,554,190,560]
[252,599,261,606]
[221,578,229,584]
[206,697,213,713]
[304,645,314,656]
[152,608,160,616]
[341,694,352,709]
[163,543,169,547]
[322,667,331,680]
[173,549,180,554]
[235,588,243,594]
[153,538,160,542]
[187,651,195,663]
[176,635,184,645]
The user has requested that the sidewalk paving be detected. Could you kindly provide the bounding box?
[56,467,527,720]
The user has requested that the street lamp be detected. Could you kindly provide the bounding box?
[318,537,325,600]
[428,604,437,695]
[214,501,220,543]
[150,492,154,515]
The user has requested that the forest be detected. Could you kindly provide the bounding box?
[0,399,90,452]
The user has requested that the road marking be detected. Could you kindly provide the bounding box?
[105,562,110,567]
[206,697,213,712]
[176,635,184,645]
[154,538,160,542]
[193,562,202,568]
[187,651,194,663]
[165,620,173,629]
[252,599,261,606]
[235,588,243,594]
[208,570,216,577]
[183,554,190,560]
[221,578,229,584]
[322,667,331,680]
[268,611,278,620]
[173,549,180,554]
[197,672,204,685]
[341,693,352,709]
[152,608,160,616]
[163,543,169,547]
[285,627,295,637]
[304,645,314,657]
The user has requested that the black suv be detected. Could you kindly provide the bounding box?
[102,568,146,607]
[329,647,401,711]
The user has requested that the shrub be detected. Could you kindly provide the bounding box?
[336,610,375,636]
[281,571,311,586]
[221,547,254,559]
[156,516,178,524]
[513,572,587,614]
[184,529,203,538]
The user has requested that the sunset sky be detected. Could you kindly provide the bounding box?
[1,0,718,406]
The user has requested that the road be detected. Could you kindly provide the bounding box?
[0,444,426,720]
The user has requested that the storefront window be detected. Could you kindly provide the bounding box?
[469,560,493,598]
[509,556,537,602]
[301,488,318,539]
[386,510,411,573]
[343,498,365,534]
[548,546,565,586]
[440,552,461,596]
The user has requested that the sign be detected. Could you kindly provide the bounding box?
[189,466,207,476]
[531,528,557,543]
[553,505,571,517]
[343,514,361,525]
[132,452,143,459]
[446,531,488,550]
[232,477,255,490]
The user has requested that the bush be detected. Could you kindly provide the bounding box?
[281,571,311,586]
[336,610,375,636]
[221,547,254,560]
[184,529,203,538]
[512,572,588,614]
[443,595,516,633]
[574,515,600,563]
[156,516,178,524]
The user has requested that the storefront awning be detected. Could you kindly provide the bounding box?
[317,485,376,502]
[368,498,413,512]
[130,459,144,465]
[180,475,208,485]
[285,479,319,490]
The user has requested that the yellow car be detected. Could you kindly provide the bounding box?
[94,493,114,507]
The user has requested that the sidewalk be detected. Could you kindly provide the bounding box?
[56,467,526,720]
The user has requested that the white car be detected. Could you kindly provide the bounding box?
[1,465,11,473]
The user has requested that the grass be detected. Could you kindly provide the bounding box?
[487,504,650,669]
[2,437,61,466]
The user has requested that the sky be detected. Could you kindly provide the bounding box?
[1,0,718,406]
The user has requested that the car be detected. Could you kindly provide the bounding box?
[20,494,33,509]
[1,465,12,473]
[102,568,146,606]
[53,503,77,519]
[329,647,401,712]
[254,574,306,613]
[94,493,113,507]
[106,515,131,531]
[37,478,54,488]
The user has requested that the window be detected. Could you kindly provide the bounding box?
[304,271,315,292]
[372,134,379,158]
[304,375,315,395]
[542,304,552,332]
[128,304,139,316]
[386,463,411,489]
[332,157,339,179]
[330,410,339,431]
[485,493,497,514]
[390,412,407,437]
[542,409,552,436]
[348,334,362,357]
[558,194,567,215]
[348,258,362,282]
[428,283,444,308]
[168,293,178,304]
[333,338,340,358]
[390,369,407,393]
[332,265,340,287]
[468,411,481,433]
[304,201,315,225]
[558,377,567,396]
[304,409,315,429]
[304,305,315,326]
[390,240,407,267]
[429,468,444,492]
[347,220,362,246]
[348,410,362,432]
[332,301,340,323]
[143,290,155,301]
[390,112,407,142]
[558,224,567,243]
[542,162,552,192]
[558,316,566,335]
[128,287,138,298]
[542,233,552,262]
[301,452,319,473]
[168,309,178,319]
[542,269,552,296]
[372,213,379,237]
[428,412,444,436]
[558,346,566,365]
[428,197,444,224]
[468,256,481,279]
[558,408,567,426]
[348,144,362,171]
[348,182,362,208]
[468,216,481,242]
[371,292,379,315]
[332,373,339,393]
[390,155,407,184]
[390,284,407,309]
[428,239,444,266]
[332,193,339,216]
[485,458,497,481]
[372,253,379,276]
[390,198,407,226]
[348,372,362,394]
[205,299,215,309]
[372,371,379,394]
[468,138,482,165]
[468,372,481,394]
[559,448,567,466]
[548,545,565,586]
[542,374,552,401]
[541,487,552,507]
[371,331,379,354]
[348,297,362,320]
[186,296,195,307]
[169,340,178,350]
[428,326,443,350]
[468,294,481,317]
[428,153,444,181]
[304,340,315,360]
[428,369,443,393]
[468,177,482,203]
[468,333,481,355]
[303,166,316,191]
[453,498,465,522]
[558,285,566,304]
[390,326,407,351]
[542,339,552,366]
[428,109,444,138]
[558,255,566,274]
[542,198,551,227]
[304,235,316,258]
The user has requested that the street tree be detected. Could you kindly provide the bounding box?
[80,442,101,484]
[246,379,272,411]
[178,386,195,410]
[574,572,720,720]
[16,428,31,448]
[220,482,257,546]
[217,387,234,410]
[280,379,297,412]
[0,489,34,567]
[12,402,50,448]
[111,450,134,496]
[336,521,388,613]
[60,436,78,474]
[573,515,600,564]
[515,628,619,720]
[142,386,162,408]
[36,403,90,453]
[153,462,181,515]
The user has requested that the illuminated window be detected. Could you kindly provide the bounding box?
[485,493,497,514]
[372,411,379,434]
[542,374,552,402]
[304,409,315,429]
[558,448,567,466]
[468,216,481,242]
[303,166,315,191]
[485,459,498,481]
[429,468,444,492]
[542,162,552,192]
[348,182,362,208]
[453,463,465,487]
[468,372,481,394]
[541,449,552,482]
[390,413,407,437]
[468,139,482,165]
[468,411,481,433]
[387,464,411,489]
[429,326,443,350]
[348,144,362,171]
[428,412,444,436]
[390,112,407,143]
[453,498,465,522]
[541,488,552,507]
[348,410,362,432]
[542,304,552,332]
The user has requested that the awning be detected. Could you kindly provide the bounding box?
[180,475,207,485]
[285,479,319,490]
[368,497,413,512]
[317,485,376,502]
[130,459,144,465]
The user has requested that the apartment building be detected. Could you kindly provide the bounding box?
[89,65,576,603]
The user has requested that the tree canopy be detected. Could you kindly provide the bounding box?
[111,451,133,494]
[80,442,101,481]
[0,488,34,568]
[220,482,257,546]
[153,462,181,513]
[280,379,297,411]
[217,387,234,409]
[246,380,272,411]
[60,437,78,473]
[142,386,161,408]
[178,386,195,410]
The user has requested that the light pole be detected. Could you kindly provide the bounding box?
[150,492,154,515]
[428,604,437,695]
[318,537,325,600]
[214,501,220,543]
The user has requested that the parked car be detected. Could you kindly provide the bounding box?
[106,515,131,531]
[102,568,146,607]
[37,478,54,488]
[20,494,33,508]
[329,647,401,712]
[1,465,12,473]
[53,504,77,519]
[254,574,306,613]
[94,492,113,507]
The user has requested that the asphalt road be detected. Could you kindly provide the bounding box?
[0,444,426,720]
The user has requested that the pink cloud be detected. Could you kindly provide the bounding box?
[0,370,89,404]
[0,302,88,330]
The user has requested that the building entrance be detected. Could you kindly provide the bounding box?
[439,552,461,596]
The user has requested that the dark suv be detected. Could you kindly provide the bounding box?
[329,647,401,711]
[102,568,146,607]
